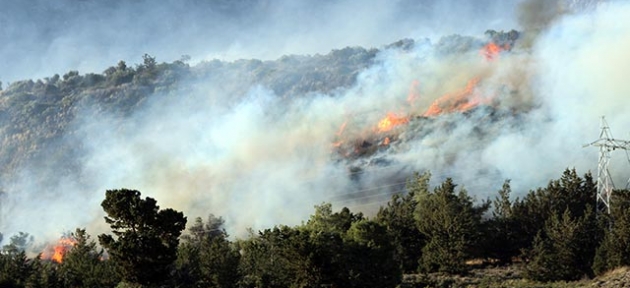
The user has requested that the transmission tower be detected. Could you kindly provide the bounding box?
[584,116,630,214]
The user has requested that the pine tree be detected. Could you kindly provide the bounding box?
[511,169,597,255]
[593,189,630,275]
[485,180,520,264]
[59,228,118,287]
[344,219,401,288]
[176,215,240,287]
[98,189,187,286]
[0,232,35,286]
[525,208,598,281]
[375,172,428,272]
[415,178,489,274]
[523,232,557,282]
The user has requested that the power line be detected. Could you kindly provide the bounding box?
[583,116,630,214]
[329,170,506,211]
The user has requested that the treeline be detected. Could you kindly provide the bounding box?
[2,168,630,287]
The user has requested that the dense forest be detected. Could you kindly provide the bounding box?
[2,168,630,287]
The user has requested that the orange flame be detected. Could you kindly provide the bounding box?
[407,80,421,106]
[382,137,391,146]
[331,121,348,148]
[42,237,77,263]
[336,121,347,136]
[424,100,443,117]
[423,78,486,117]
[481,42,509,61]
[376,113,409,133]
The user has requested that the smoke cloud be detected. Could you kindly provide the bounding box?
[2,0,630,248]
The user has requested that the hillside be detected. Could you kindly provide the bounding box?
[1,0,630,287]
[0,45,377,185]
[0,16,622,240]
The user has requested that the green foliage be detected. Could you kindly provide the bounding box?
[133,54,160,85]
[484,180,521,264]
[513,169,604,281]
[493,180,513,219]
[593,189,630,275]
[511,169,596,253]
[238,204,400,288]
[1,168,625,285]
[109,61,135,85]
[176,215,240,288]
[415,177,489,274]
[238,225,315,288]
[524,208,598,281]
[344,219,402,288]
[375,171,428,272]
[0,229,118,288]
[0,232,64,288]
[0,249,32,287]
[305,203,363,234]
[142,54,157,70]
[98,189,187,286]
[25,256,63,288]
[59,228,119,287]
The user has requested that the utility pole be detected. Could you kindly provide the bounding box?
[584,116,630,214]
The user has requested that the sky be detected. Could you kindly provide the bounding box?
[0,0,520,84]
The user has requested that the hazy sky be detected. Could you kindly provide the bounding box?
[0,0,521,83]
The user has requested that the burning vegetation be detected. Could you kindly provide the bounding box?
[41,236,77,263]
[332,31,519,160]
[376,113,410,133]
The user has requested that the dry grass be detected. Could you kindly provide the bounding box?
[589,266,630,288]
[400,264,630,288]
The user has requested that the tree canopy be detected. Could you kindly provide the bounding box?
[98,189,187,286]
[3,169,630,287]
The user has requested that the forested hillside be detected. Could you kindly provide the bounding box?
[0,46,377,185]
[0,29,529,240]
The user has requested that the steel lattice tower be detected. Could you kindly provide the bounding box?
[584,116,630,214]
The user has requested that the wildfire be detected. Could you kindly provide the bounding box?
[332,38,512,154]
[423,78,487,117]
[423,41,507,117]
[336,121,347,136]
[481,42,509,61]
[331,120,348,148]
[42,237,77,263]
[407,80,421,106]
[376,113,409,133]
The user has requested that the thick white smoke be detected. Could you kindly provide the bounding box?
[1,0,630,247]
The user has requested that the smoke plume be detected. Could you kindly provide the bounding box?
[1,0,630,247]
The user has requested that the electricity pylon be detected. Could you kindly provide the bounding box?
[584,116,630,214]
